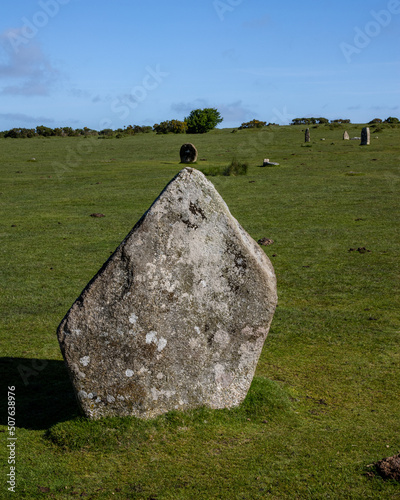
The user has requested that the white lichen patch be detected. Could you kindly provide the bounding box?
[125,369,134,377]
[157,337,167,352]
[194,326,201,335]
[146,331,167,352]
[107,395,115,403]
[79,356,90,367]
[77,390,88,400]
[129,312,138,324]
[156,372,164,380]
[151,387,176,401]
[145,331,157,344]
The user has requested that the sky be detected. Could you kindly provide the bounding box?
[0,0,399,131]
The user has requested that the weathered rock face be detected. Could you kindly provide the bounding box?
[180,143,198,163]
[305,128,310,143]
[57,167,277,420]
[361,127,370,145]
[343,131,350,140]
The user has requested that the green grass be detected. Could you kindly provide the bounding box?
[1,125,400,499]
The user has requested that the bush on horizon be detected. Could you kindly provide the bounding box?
[184,108,223,134]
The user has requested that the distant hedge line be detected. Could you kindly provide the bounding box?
[1,116,398,138]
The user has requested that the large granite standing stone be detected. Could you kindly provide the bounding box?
[57,168,277,419]
[305,128,310,143]
[343,131,350,140]
[361,127,370,145]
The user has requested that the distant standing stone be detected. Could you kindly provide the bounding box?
[361,127,370,146]
[57,167,278,419]
[180,143,198,163]
[343,131,350,140]
[305,128,310,143]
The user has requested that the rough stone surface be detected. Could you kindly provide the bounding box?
[343,131,350,140]
[180,143,198,163]
[361,127,370,145]
[305,128,310,143]
[57,167,277,420]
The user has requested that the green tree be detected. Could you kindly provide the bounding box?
[385,116,399,124]
[184,108,223,134]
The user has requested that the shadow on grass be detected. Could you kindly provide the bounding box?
[0,357,80,430]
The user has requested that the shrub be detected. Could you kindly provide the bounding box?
[384,116,399,124]
[99,128,114,137]
[125,125,153,135]
[4,128,35,138]
[239,119,266,129]
[36,125,55,137]
[291,117,329,125]
[184,108,223,134]
[153,120,186,134]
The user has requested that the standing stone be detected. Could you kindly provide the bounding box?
[361,127,370,146]
[57,167,277,420]
[343,131,350,140]
[180,143,198,163]
[305,128,310,143]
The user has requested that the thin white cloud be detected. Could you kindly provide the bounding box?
[0,112,54,124]
[170,99,210,116]
[218,101,256,122]
[0,28,60,96]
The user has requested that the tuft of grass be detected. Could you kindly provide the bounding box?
[223,157,248,176]
[200,157,248,176]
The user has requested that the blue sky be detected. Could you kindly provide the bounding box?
[0,0,399,130]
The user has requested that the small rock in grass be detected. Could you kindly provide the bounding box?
[257,238,274,246]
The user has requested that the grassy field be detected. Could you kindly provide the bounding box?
[1,124,399,499]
